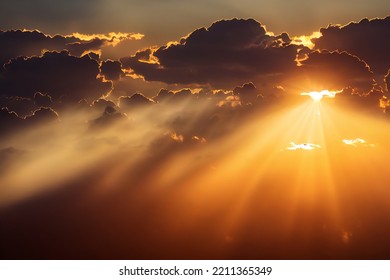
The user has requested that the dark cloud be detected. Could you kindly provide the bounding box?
[0,96,36,117]
[295,50,374,95]
[89,106,127,129]
[0,106,58,136]
[233,82,262,105]
[0,29,143,69]
[153,88,196,103]
[91,98,117,113]
[0,50,111,102]
[119,93,155,112]
[34,92,53,108]
[0,29,74,66]
[121,19,298,87]
[0,107,23,135]
[332,87,383,112]
[313,17,390,75]
[66,38,107,57]
[100,60,124,81]
[25,107,59,124]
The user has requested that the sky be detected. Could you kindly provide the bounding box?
[1,0,390,260]
[1,0,389,43]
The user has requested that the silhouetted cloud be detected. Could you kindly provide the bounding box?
[0,96,36,117]
[0,29,144,67]
[100,60,124,81]
[295,50,374,95]
[233,82,262,105]
[313,17,390,75]
[25,107,59,124]
[0,106,58,136]
[33,92,53,108]
[0,107,23,135]
[119,93,155,112]
[121,19,298,88]
[0,50,111,102]
[89,105,127,129]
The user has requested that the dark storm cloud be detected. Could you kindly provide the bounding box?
[100,60,125,81]
[296,50,375,95]
[0,50,111,102]
[121,18,298,87]
[313,17,390,75]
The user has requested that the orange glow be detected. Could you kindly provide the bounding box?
[301,90,338,101]
[70,32,144,46]
[286,142,321,150]
[292,31,322,49]
[342,138,375,147]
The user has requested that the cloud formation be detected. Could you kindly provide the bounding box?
[313,17,390,75]
[294,50,375,95]
[0,50,111,102]
[0,29,143,66]
[121,19,298,87]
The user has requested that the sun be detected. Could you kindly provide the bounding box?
[301,90,338,101]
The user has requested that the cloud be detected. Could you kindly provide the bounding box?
[233,82,262,105]
[0,96,37,117]
[0,29,143,67]
[118,93,155,112]
[0,107,23,135]
[293,50,374,95]
[313,17,390,75]
[25,107,59,124]
[121,18,298,88]
[100,60,125,81]
[0,106,58,137]
[89,105,127,129]
[0,50,111,102]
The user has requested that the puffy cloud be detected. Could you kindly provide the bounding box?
[294,50,374,95]
[119,93,155,112]
[233,82,262,105]
[0,106,58,136]
[0,29,73,66]
[153,88,196,103]
[25,107,59,124]
[0,107,23,135]
[34,92,53,108]
[0,50,111,102]
[313,17,390,75]
[0,29,144,66]
[100,60,124,81]
[121,19,298,87]
[0,96,36,117]
[89,105,127,129]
